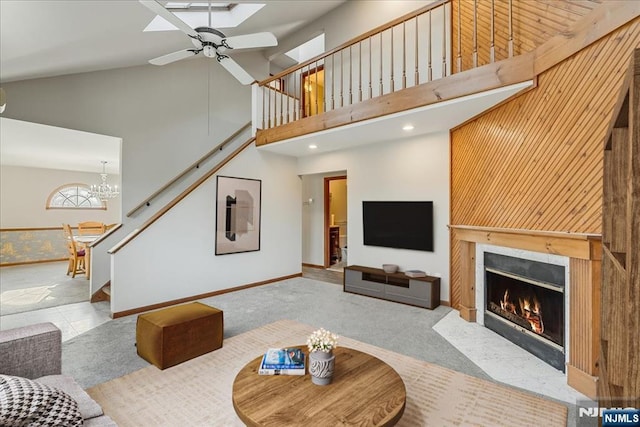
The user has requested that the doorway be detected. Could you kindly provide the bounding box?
[302,66,325,117]
[324,176,347,269]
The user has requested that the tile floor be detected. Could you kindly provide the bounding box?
[433,310,590,404]
[0,301,112,342]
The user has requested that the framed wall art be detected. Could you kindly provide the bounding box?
[215,176,262,255]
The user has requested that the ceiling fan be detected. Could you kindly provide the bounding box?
[139,0,277,85]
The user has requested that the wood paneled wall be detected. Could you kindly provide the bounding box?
[449,20,640,310]
[452,0,599,73]
[599,48,640,408]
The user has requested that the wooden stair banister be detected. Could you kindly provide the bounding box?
[127,121,252,217]
[109,136,256,255]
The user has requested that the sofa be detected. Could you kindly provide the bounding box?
[0,322,116,426]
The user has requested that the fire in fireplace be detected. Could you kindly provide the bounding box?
[484,252,566,371]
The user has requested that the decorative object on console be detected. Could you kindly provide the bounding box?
[405,270,426,278]
[382,264,399,273]
[307,328,339,386]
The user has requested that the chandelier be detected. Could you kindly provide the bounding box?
[90,161,120,201]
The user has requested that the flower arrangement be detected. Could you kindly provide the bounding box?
[307,328,339,353]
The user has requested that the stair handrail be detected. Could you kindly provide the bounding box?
[110,136,256,254]
[126,121,252,217]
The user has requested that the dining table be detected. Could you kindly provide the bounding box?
[73,235,101,279]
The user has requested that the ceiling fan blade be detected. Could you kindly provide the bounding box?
[139,0,200,39]
[150,49,199,66]
[223,32,277,50]
[216,55,254,85]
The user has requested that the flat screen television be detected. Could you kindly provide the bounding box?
[362,201,434,251]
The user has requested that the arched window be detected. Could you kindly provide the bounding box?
[46,183,106,210]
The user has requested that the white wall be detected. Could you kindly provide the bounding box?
[111,145,300,313]
[0,165,121,227]
[2,53,267,296]
[298,131,451,302]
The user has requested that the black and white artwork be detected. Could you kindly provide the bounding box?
[215,176,261,255]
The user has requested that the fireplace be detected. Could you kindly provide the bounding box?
[484,252,566,371]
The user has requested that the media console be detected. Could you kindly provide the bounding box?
[343,265,440,309]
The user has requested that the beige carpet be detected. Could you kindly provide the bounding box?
[87,319,568,426]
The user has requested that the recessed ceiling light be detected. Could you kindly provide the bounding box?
[309,144,318,149]
[402,124,414,131]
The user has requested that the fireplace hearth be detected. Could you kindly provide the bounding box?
[484,252,565,371]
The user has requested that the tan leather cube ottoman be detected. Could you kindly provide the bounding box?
[136,302,223,370]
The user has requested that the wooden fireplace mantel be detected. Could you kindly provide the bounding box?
[449,224,602,399]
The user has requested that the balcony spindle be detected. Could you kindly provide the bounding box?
[340,51,344,107]
[286,79,290,123]
[414,16,419,85]
[349,46,353,105]
[508,0,514,57]
[368,37,373,99]
[473,0,478,68]
[457,0,461,73]
[379,32,383,95]
[428,11,432,82]
[390,28,395,93]
[315,61,319,115]
[490,0,495,63]
[261,86,265,129]
[402,21,406,90]
[331,54,335,110]
[442,3,446,76]
[268,86,272,128]
[280,84,284,125]
[296,70,301,120]
[359,42,362,102]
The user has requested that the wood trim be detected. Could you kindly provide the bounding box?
[450,225,601,260]
[257,53,535,146]
[91,281,111,303]
[111,272,302,318]
[569,258,600,376]
[567,364,598,400]
[0,258,67,267]
[324,175,347,268]
[109,137,255,254]
[302,263,326,269]
[533,1,640,75]
[458,240,476,322]
[127,122,252,217]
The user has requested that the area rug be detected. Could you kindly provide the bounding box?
[87,319,568,426]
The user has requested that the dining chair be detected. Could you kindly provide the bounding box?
[63,223,86,278]
[78,221,106,235]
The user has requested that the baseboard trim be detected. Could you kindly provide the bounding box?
[302,263,325,269]
[439,300,451,307]
[112,272,302,318]
[1,258,67,267]
[566,364,598,399]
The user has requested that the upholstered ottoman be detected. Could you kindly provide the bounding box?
[136,302,223,370]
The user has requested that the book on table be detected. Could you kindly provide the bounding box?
[258,348,305,375]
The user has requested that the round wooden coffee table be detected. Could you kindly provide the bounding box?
[232,346,406,426]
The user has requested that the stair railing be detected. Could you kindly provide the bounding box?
[127,121,252,217]
[255,0,525,133]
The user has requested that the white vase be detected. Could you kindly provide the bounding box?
[309,350,335,385]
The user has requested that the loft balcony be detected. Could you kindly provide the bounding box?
[251,0,605,154]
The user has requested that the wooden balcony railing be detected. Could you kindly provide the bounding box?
[253,0,602,146]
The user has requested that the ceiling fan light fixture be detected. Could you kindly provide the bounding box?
[203,45,216,58]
